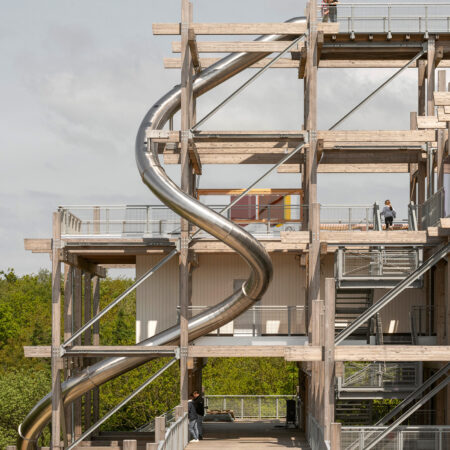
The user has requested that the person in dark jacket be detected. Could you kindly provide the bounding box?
[188,397,199,442]
[192,390,205,440]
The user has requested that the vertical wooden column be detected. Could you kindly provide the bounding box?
[179,0,193,412]
[51,212,63,449]
[73,267,83,438]
[417,59,427,206]
[427,38,436,198]
[310,300,322,422]
[63,264,73,442]
[437,71,446,190]
[83,273,92,430]
[409,112,418,203]
[92,276,101,425]
[305,0,320,320]
[427,38,436,116]
[323,278,335,441]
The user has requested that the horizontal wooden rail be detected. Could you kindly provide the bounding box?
[153,22,308,35]
[24,345,450,361]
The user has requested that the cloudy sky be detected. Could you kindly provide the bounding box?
[1,0,445,275]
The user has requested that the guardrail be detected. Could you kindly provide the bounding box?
[205,395,296,419]
[338,362,421,393]
[59,203,414,239]
[336,247,422,287]
[157,412,189,450]
[419,188,446,229]
[317,3,450,35]
[308,414,329,450]
[341,425,450,450]
[179,305,308,336]
[410,305,436,341]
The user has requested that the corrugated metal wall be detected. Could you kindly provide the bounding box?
[136,252,427,341]
[136,253,305,342]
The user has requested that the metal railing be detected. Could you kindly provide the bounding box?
[178,305,308,336]
[342,425,450,450]
[338,362,421,393]
[157,413,189,450]
[410,305,436,339]
[317,3,450,35]
[137,408,177,433]
[205,395,296,419]
[419,188,446,229]
[336,247,421,282]
[320,204,377,231]
[59,203,414,239]
[308,414,329,450]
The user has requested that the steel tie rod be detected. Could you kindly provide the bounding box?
[63,140,305,347]
[364,376,450,450]
[328,47,426,131]
[65,358,177,450]
[62,249,178,348]
[192,34,306,131]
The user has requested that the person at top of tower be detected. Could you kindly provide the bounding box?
[322,0,339,23]
[381,200,396,230]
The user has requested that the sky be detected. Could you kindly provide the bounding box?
[1,0,447,275]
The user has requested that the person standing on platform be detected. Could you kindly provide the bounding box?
[322,0,339,23]
[188,396,199,442]
[381,199,396,230]
[192,390,205,440]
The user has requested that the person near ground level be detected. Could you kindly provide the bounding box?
[192,390,205,440]
[322,0,339,23]
[188,396,199,442]
[381,199,396,230]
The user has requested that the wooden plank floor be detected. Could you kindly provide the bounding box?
[186,420,311,449]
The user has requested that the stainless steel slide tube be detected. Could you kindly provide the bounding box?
[18,17,306,449]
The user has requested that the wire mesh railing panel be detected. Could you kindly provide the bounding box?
[341,362,419,390]
[181,305,308,336]
[341,249,419,279]
[410,305,435,337]
[342,426,450,450]
[204,396,295,419]
[420,188,445,229]
[60,205,180,237]
[317,3,450,34]
[320,205,375,231]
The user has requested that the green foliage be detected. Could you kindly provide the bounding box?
[0,268,301,447]
[0,368,51,450]
[203,357,298,395]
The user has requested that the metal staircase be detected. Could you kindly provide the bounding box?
[335,290,373,342]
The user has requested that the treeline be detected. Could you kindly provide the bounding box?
[0,269,298,449]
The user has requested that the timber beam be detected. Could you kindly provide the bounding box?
[60,251,107,278]
[152,22,338,36]
[25,345,450,362]
[164,57,450,70]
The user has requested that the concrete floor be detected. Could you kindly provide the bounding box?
[186,420,311,449]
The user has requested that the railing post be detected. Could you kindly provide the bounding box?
[330,423,341,450]
[276,397,279,419]
[155,416,166,443]
[241,398,244,419]
[258,396,262,419]
[123,440,137,450]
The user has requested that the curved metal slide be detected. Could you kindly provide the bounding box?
[18,17,306,449]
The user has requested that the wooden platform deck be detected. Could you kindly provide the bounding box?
[186,420,311,449]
